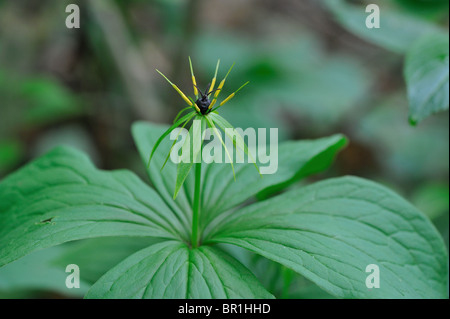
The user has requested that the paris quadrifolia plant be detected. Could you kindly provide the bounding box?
[150,58,259,249]
[0,59,447,299]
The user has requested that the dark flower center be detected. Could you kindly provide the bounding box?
[196,96,211,115]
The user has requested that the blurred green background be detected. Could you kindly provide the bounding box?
[0,0,448,298]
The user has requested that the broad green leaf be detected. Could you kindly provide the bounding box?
[132,122,347,232]
[52,237,163,284]
[201,135,348,227]
[86,241,274,299]
[405,34,449,124]
[132,122,193,235]
[206,176,448,299]
[0,245,89,297]
[219,244,335,299]
[322,0,443,54]
[287,278,336,299]
[0,146,185,267]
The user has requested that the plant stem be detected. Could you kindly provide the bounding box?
[191,161,202,248]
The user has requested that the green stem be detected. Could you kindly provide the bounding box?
[191,161,202,248]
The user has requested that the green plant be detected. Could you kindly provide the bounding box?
[323,0,449,125]
[0,61,448,299]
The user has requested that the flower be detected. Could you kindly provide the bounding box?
[149,58,258,198]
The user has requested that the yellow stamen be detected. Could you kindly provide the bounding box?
[192,76,198,96]
[218,81,250,108]
[156,69,193,106]
[189,57,198,98]
[209,62,235,109]
[209,59,221,93]
[210,78,216,94]
[215,80,226,98]
[220,93,235,106]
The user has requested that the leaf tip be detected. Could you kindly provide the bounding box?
[409,116,418,126]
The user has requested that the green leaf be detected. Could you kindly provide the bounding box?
[147,111,196,167]
[411,183,450,220]
[21,77,82,126]
[0,146,185,267]
[174,116,206,199]
[204,115,236,179]
[0,140,24,176]
[355,94,449,180]
[161,112,197,171]
[219,244,335,299]
[206,176,448,299]
[394,0,449,19]
[132,122,194,235]
[208,112,260,174]
[133,122,346,235]
[85,241,274,299]
[52,237,163,284]
[173,106,194,124]
[322,0,443,54]
[0,246,90,297]
[405,34,449,125]
[201,134,348,227]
